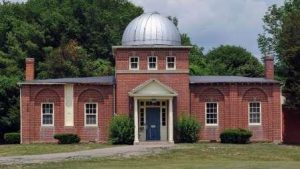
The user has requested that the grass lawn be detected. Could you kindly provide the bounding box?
[0,143,113,157]
[2,143,300,169]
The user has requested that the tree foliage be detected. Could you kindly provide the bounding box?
[258,0,300,109]
[206,45,264,77]
[0,0,142,142]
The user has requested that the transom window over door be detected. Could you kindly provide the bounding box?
[166,56,176,70]
[129,57,139,70]
[206,102,218,125]
[249,102,261,125]
[148,56,157,70]
[41,103,54,126]
[85,103,98,126]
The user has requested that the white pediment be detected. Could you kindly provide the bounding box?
[129,79,178,97]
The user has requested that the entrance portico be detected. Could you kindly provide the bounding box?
[128,79,177,144]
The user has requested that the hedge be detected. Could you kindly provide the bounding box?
[220,128,252,144]
[53,133,80,144]
[4,132,20,144]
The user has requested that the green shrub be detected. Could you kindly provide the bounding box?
[4,132,20,144]
[176,115,201,143]
[109,115,134,145]
[53,133,80,144]
[220,128,252,144]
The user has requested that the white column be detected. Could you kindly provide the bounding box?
[168,98,174,143]
[134,98,139,144]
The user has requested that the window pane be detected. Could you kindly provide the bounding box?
[86,115,96,124]
[85,104,97,125]
[249,102,261,124]
[206,102,218,124]
[43,115,53,124]
[148,57,157,69]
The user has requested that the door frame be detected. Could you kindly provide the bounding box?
[138,100,168,141]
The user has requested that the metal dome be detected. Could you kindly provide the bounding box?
[122,12,181,46]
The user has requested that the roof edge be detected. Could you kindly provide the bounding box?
[112,45,193,50]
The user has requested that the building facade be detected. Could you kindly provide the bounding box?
[20,12,282,144]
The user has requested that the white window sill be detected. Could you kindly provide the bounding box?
[84,125,98,128]
[41,125,54,127]
[249,123,262,126]
[205,124,218,127]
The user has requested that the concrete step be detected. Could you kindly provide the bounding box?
[134,141,174,146]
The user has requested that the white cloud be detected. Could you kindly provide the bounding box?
[130,0,284,58]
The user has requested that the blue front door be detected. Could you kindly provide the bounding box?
[146,108,160,140]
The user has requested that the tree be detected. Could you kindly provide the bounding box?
[259,0,300,109]
[0,0,143,141]
[38,40,114,79]
[206,45,264,77]
[278,0,300,109]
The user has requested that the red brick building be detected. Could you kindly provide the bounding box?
[20,12,282,144]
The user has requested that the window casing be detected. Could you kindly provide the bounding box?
[205,102,218,126]
[85,103,98,126]
[249,102,261,125]
[140,107,145,126]
[129,57,139,70]
[148,56,157,70]
[162,107,166,126]
[166,56,176,70]
[41,103,54,126]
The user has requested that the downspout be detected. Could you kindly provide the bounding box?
[113,83,116,116]
[19,86,22,144]
[189,84,192,117]
[280,86,283,143]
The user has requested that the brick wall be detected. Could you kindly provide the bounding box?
[115,48,189,71]
[190,83,282,142]
[21,84,113,143]
[115,48,190,117]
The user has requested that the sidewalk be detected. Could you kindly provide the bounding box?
[0,144,174,165]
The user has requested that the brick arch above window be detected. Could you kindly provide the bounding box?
[77,88,104,103]
[198,88,225,102]
[34,88,61,103]
[242,88,268,102]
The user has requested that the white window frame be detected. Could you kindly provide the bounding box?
[205,102,218,126]
[166,56,176,70]
[129,56,139,70]
[41,102,54,126]
[248,102,262,125]
[148,56,157,70]
[84,103,98,127]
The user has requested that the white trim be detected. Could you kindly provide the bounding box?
[129,56,139,70]
[248,102,262,126]
[84,102,98,127]
[166,56,176,70]
[128,79,178,97]
[134,98,139,144]
[41,102,54,127]
[205,102,218,126]
[148,56,157,70]
[64,84,74,126]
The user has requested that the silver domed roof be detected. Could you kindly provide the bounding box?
[122,12,181,46]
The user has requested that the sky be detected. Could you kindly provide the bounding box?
[129,0,285,58]
[9,0,285,58]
